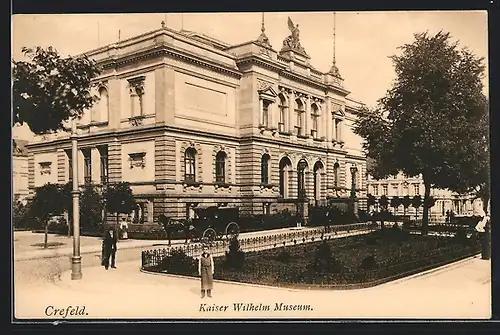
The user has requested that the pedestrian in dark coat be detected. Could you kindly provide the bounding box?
[198,245,214,298]
[102,227,118,270]
[159,214,172,246]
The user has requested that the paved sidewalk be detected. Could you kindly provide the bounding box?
[14,255,491,319]
[14,226,331,261]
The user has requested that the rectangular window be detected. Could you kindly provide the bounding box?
[373,185,379,196]
[335,119,341,140]
[98,146,109,185]
[382,185,388,196]
[414,184,420,196]
[83,149,91,184]
[392,185,399,196]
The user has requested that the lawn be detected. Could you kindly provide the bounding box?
[211,228,481,287]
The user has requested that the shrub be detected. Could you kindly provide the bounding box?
[276,249,292,263]
[159,248,197,275]
[48,217,69,235]
[360,255,378,270]
[454,227,468,245]
[13,201,35,229]
[307,240,343,274]
[224,236,246,270]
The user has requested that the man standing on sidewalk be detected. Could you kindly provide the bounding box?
[103,227,118,270]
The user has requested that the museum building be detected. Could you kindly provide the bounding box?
[26,17,368,224]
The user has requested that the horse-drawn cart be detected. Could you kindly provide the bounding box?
[159,206,240,245]
[192,206,240,244]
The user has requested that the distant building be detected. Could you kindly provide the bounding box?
[26,18,368,225]
[13,139,29,204]
[366,171,484,220]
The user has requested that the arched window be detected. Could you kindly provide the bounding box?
[99,87,109,122]
[261,154,270,184]
[313,161,324,203]
[279,157,292,198]
[297,159,308,199]
[295,99,305,136]
[333,162,340,188]
[132,203,145,224]
[311,104,320,138]
[278,94,288,132]
[184,148,196,182]
[215,151,227,183]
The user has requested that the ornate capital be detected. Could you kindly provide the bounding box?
[128,152,146,169]
[128,76,145,96]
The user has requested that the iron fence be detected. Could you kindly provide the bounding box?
[141,222,379,269]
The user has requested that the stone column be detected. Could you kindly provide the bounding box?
[326,99,333,143]
[91,147,101,184]
[259,98,264,126]
[77,149,85,186]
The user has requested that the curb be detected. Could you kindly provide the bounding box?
[384,253,482,285]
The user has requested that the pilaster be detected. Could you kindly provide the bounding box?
[57,149,66,184]
[107,78,121,129]
[108,140,122,183]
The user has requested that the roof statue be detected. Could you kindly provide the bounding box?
[282,17,307,55]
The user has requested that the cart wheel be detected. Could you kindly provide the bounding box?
[225,222,240,240]
[202,228,217,244]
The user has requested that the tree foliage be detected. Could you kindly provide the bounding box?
[80,185,104,233]
[390,196,401,210]
[366,194,377,209]
[354,31,489,233]
[30,183,67,248]
[12,46,101,134]
[379,195,389,210]
[103,182,136,216]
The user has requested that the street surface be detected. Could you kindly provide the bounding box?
[15,256,490,319]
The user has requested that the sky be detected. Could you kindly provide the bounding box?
[12,11,489,141]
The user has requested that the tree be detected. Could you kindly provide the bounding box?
[366,194,376,212]
[378,195,390,230]
[12,46,101,134]
[379,195,389,211]
[402,195,412,219]
[103,182,136,238]
[412,195,423,222]
[354,31,488,235]
[390,196,401,214]
[30,183,66,248]
[80,185,104,233]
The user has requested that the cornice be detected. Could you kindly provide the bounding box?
[101,45,242,79]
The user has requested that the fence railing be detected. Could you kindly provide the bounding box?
[142,222,379,269]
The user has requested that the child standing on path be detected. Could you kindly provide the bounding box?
[198,245,214,298]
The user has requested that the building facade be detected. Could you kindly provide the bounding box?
[26,19,367,225]
[366,172,484,220]
[13,139,29,203]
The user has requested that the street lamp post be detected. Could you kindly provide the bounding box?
[71,119,82,280]
[350,164,358,216]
